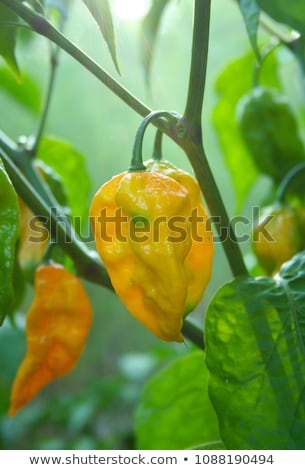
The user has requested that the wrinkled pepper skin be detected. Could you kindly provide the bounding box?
[0,158,20,324]
[144,160,214,314]
[90,166,213,342]
[253,205,305,276]
[9,263,92,416]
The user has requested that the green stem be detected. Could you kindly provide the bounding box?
[152,129,163,161]
[0,21,30,29]
[0,0,151,118]
[30,8,68,157]
[130,110,179,171]
[182,0,248,277]
[184,0,211,128]
[30,42,61,157]
[0,131,59,207]
[277,162,305,205]
[182,320,205,349]
[253,39,281,87]
[180,133,249,277]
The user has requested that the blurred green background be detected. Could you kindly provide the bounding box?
[0,0,274,450]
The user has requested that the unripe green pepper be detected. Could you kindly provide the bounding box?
[237,87,305,181]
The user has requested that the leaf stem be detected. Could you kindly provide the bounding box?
[182,320,205,349]
[29,11,64,158]
[0,20,30,29]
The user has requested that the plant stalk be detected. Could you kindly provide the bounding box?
[182,0,248,277]
[180,134,248,277]
[184,0,211,128]
[30,42,61,157]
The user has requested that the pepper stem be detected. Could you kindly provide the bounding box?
[152,129,163,161]
[277,162,305,205]
[129,110,180,172]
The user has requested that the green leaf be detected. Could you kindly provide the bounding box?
[237,0,261,61]
[257,0,305,36]
[134,351,220,450]
[205,252,305,449]
[37,137,91,231]
[83,0,120,74]
[0,66,41,113]
[0,4,20,78]
[212,51,280,212]
[0,157,20,325]
[140,0,171,84]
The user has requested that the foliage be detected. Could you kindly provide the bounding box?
[0,0,305,451]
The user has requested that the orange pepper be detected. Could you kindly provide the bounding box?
[9,263,92,416]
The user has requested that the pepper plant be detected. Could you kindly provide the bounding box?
[0,0,305,450]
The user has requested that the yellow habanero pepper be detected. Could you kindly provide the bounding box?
[90,171,191,342]
[9,263,92,416]
[90,167,213,342]
[144,159,214,314]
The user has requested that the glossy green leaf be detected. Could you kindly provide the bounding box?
[237,0,261,60]
[257,0,305,36]
[0,157,20,325]
[37,137,91,230]
[0,67,41,113]
[205,252,305,449]
[140,0,171,84]
[0,4,20,78]
[83,0,120,74]
[212,51,280,212]
[134,351,220,450]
